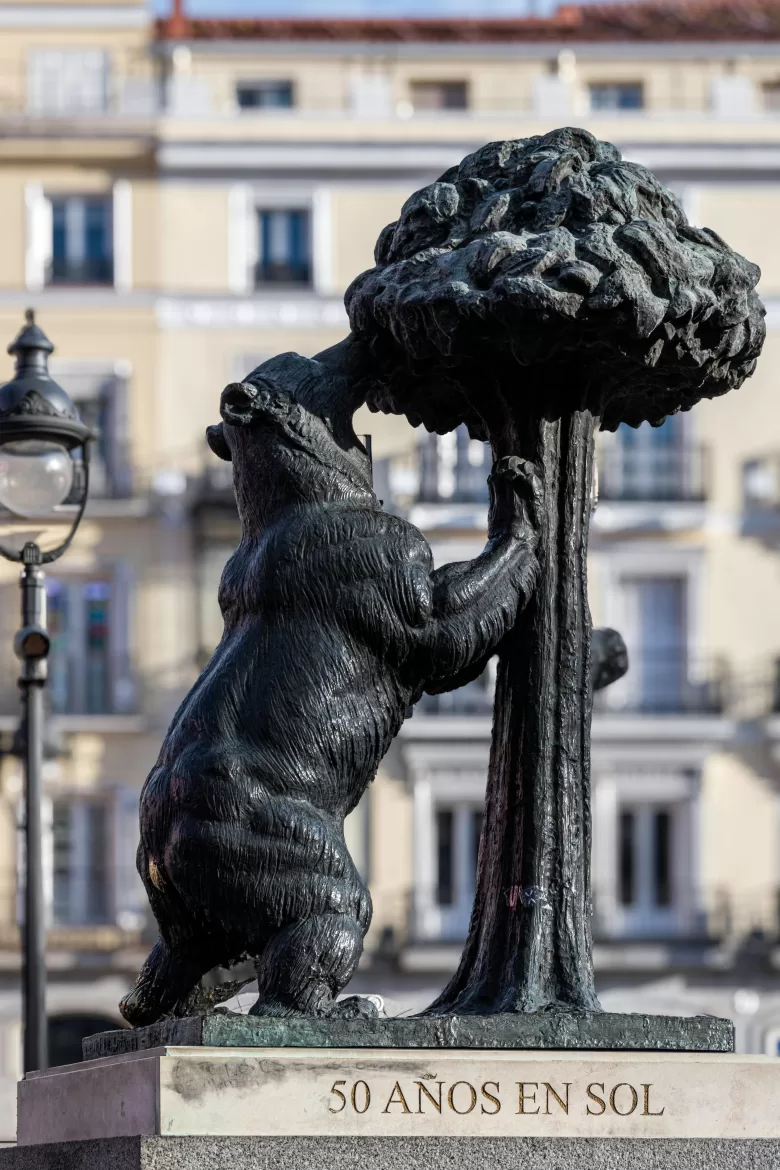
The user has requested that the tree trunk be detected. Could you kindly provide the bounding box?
[426,410,600,1015]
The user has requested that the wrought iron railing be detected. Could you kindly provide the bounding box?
[46,651,139,717]
[595,651,726,715]
[597,444,709,502]
[47,257,114,286]
[254,260,311,286]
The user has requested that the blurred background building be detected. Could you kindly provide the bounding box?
[2,0,780,1134]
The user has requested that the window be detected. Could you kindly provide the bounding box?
[588,82,644,111]
[46,577,135,716]
[53,799,109,925]
[762,81,780,111]
[49,195,113,285]
[436,809,455,906]
[620,576,687,713]
[50,361,131,499]
[434,804,482,917]
[600,415,706,502]
[409,81,468,111]
[28,49,108,115]
[617,805,674,917]
[255,209,311,286]
[236,80,293,110]
[418,425,490,504]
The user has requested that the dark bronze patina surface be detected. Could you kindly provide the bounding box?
[109,128,763,1050]
[85,1011,733,1061]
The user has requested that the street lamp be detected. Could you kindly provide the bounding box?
[0,311,93,1073]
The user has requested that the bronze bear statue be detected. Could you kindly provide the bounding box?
[120,339,624,1025]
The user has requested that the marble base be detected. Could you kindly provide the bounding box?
[17,1046,780,1144]
[3,1136,780,1170]
[82,1011,734,1061]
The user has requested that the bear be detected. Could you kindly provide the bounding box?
[120,338,625,1026]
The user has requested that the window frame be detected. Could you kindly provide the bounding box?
[587,81,645,112]
[43,566,135,718]
[47,193,115,288]
[408,79,470,112]
[235,78,295,111]
[593,544,705,716]
[591,769,701,941]
[27,47,109,116]
[254,206,312,287]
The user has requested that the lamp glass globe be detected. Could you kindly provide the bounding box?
[0,439,74,518]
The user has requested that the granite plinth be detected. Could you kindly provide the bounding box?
[82,1011,734,1061]
[3,1137,780,1170]
[18,1046,780,1143]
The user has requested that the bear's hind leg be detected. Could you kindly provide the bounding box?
[120,938,216,1027]
[250,914,365,1018]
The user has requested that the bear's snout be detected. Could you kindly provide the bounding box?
[221,382,259,426]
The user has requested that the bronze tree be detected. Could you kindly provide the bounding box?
[346,127,765,1016]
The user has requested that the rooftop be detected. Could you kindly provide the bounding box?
[155,1,780,43]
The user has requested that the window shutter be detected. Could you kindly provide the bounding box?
[113,786,145,932]
[24,184,52,292]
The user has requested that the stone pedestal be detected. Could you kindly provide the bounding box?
[12,1046,780,1144]
[3,1136,780,1170]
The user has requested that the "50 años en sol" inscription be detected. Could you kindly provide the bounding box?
[328,1078,664,1119]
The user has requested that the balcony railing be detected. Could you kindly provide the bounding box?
[192,460,235,509]
[47,257,113,286]
[401,883,780,952]
[416,679,494,716]
[598,444,709,502]
[47,652,139,717]
[417,654,729,718]
[596,652,725,716]
[254,260,310,286]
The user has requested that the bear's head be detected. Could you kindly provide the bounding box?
[206,347,374,530]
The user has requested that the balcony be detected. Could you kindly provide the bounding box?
[416,654,729,719]
[191,459,236,512]
[415,676,494,717]
[254,260,311,287]
[377,428,491,530]
[46,652,139,718]
[397,884,780,977]
[0,651,142,729]
[47,256,113,287]
[597,444,709,503]
[595,652,725,716]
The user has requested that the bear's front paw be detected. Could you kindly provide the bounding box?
[488,457,543,540]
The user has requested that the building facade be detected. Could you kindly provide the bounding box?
[1,0,780,1134]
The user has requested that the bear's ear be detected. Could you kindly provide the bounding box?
[206,422,231,462]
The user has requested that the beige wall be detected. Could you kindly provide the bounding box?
[183,48,780,115]
[0,305,160,479]
[132,178,160,290]
[365,767,413,949]
[0,9,779,969]
[159,183,230,294]
[0,17,150,116]
[698,187,780,295]
[153,326,347,470]
[330,186,408,293]
[701,752,779,933]
[0,171,24,289]
[696,330,780,514]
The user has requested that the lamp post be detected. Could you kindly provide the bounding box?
[0,311,93,1074]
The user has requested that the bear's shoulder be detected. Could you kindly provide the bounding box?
[275,500,431,561]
